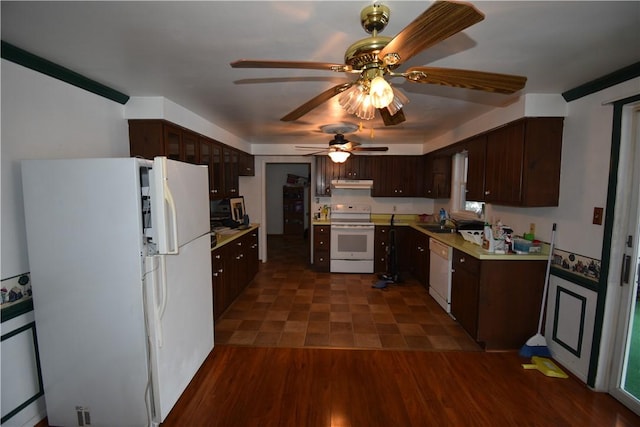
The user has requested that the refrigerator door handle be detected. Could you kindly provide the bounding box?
[144,255,167,348]
[152,157,179,255]
[163,180,179,255]
[155,255,168,347]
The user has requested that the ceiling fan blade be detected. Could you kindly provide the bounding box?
[295,146,327,150]
[379,108,406,126]
[231,59,350,72]
[281,83,353,121]
[351,147,389,152]
[405,66,527,94]
[377,1,484,66]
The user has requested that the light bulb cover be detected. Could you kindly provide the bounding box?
[369,76,394,108]
[386,87,410,116]
[328,150,351,163]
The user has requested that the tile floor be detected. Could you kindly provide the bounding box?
[214,235,481,351]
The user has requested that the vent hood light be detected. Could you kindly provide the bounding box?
[331,179,374,190]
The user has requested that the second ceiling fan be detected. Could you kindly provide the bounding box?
[231,0,527,125]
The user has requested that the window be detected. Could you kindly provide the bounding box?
[452,152,484,219]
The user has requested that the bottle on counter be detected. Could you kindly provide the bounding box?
[482,223,495,252]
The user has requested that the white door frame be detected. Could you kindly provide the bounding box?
[608,103,640,415]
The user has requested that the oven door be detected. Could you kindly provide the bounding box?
[330,224,375,260]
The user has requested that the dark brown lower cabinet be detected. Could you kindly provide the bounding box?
[313,225,330,272]
[451,248,546,350]
[212,228,260,320]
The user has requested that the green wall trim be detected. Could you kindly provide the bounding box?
[1,41,129,105]
[0,322,44,424]
[0,298,34,323]
[550,268,598,292]
[562,62,640,102]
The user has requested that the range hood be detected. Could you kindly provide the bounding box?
[331,179,374,190]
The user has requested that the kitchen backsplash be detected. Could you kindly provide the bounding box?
[315,189,435,216]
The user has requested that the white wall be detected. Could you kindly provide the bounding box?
[1,59,129,427]
[1,59,129,279]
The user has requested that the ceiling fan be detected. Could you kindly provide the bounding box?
[231,1,527,124]
[296,133,388,163]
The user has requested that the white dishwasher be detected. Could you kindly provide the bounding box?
[429,238,453,313]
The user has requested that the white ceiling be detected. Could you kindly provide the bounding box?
[2,1,639,151]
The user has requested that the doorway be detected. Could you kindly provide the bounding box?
[609,104,640,415]
[265,162,311,257]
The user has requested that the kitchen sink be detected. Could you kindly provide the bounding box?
[417,223,457,233]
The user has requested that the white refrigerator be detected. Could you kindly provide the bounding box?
[21,156,214,426]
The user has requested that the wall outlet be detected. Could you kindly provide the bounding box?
[392,205,397,212]
[529,223,535,236]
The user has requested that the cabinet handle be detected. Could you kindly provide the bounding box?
[215,254,221,259]
[213,272,219,277]
[459,257,465,263]
[485,190,491,195]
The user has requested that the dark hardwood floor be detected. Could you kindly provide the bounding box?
[160,234,640,426]
[162,346,640,426]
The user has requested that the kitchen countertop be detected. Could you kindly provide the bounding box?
[211,224,259,251]
[312,217,548,261]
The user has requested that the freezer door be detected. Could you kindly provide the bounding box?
[150,157,210,254]
[144,234,214,423]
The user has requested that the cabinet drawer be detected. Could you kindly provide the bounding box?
[314,225,330,235]
[453,249,480,275]
[314,249,330,271]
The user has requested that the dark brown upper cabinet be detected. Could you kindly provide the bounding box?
[483,117,563,206]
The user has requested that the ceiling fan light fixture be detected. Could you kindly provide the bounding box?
[338,83,366,115]
[328,150,351,163]
[386,87,409,116]
[355,94,376,120]
[369,76,394,108]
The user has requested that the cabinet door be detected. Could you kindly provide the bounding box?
[484,122,525,204]
[313,225,330,271]
[246,229,260,280]
[424,154,451,198]
[198,137,214,197]
[315,156,333,196]
[451,250,480,339]
[335,155,371,179]
[520,117,563,206]
[210,142,224,199]
[375,156,423,197]
[374,226,390,273]
[128,120,164,159]
[465,135,487,202]
[163,123,182,161]
[223,147,239,197]
[212,245,230,320]
[395,156,423,197]
[182,131,198,164]
[414,230,429,286]
[370,157,392,196]
[239,153,255,176]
